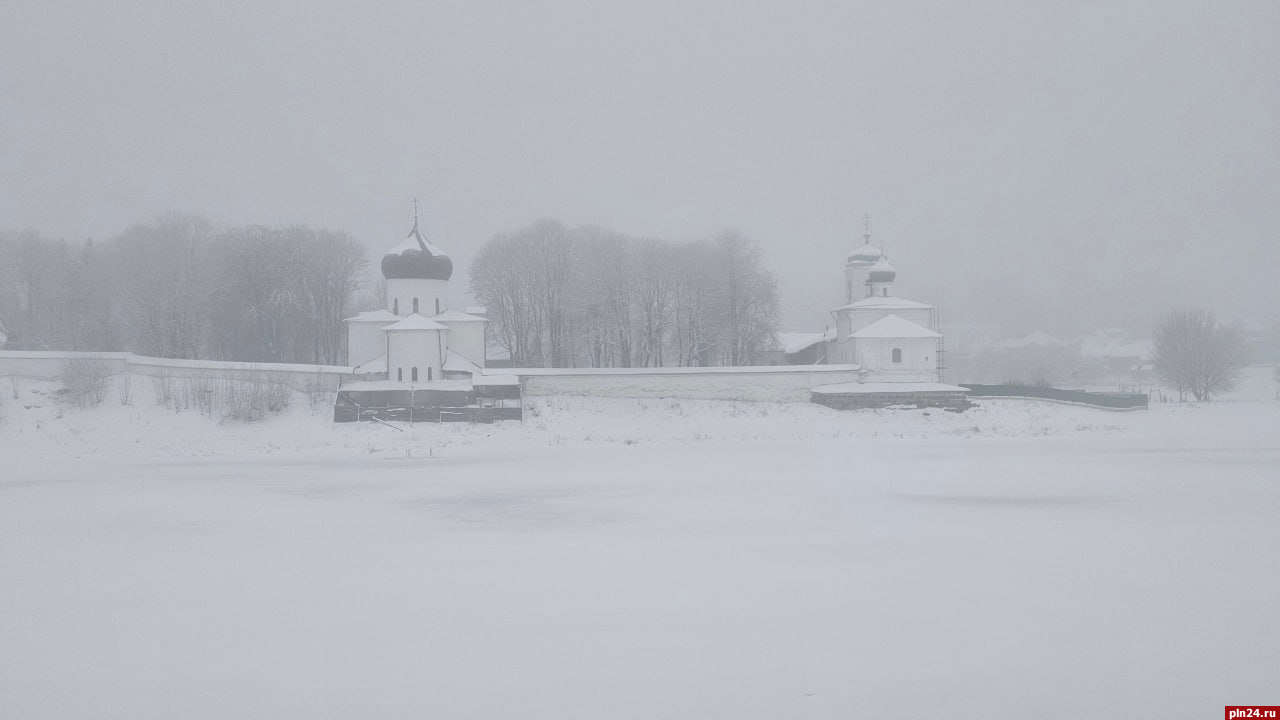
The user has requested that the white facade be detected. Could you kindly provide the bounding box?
[345,310,397,369]
[850,334,939,382]
[435,311,486,367]
[387,278,448,317]
[386,322,447,383]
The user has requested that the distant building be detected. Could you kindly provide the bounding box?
[757,330,833,365]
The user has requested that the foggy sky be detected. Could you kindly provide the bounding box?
[3,0,1278,336]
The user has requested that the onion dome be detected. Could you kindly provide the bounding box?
[847,242,883,266]
[868,258,897,283]
[381,217,453,281]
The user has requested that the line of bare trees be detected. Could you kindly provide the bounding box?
[0,213,367,364]
[470,220,779,367]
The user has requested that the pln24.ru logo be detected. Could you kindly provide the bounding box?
[1226,708,1279,719]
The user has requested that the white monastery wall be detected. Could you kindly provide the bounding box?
[0,351,351,391]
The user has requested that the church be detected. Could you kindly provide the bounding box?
[344,212,488,383]
[828,227,945,383]
[808,225,970,410]
[333,210,521,422]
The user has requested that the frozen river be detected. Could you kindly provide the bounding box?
[3,412,1278,719]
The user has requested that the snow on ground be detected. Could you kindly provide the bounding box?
[0,376,1174,462]
[1,373,1279,718]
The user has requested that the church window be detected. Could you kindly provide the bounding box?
[892,348,903,364]
[413,298,419,314]
[882,288,888,297]
[397,368,403,381]
[393,299,399,315]
[435,298,441,314]
[411,367,418,381]
[428,367,433,381]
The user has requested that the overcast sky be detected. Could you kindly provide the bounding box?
[3,1,1277,335]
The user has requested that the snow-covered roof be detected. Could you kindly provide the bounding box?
[383,314,447,332]
[465,306,487,316]
[811,381,968,394]
[443,350,482,374]
[851,314,940,339]
[1002,331,1068,349]
[353,354,387,374]
[433,309,487,323]
[775,331,827,355]
[835,296,932,312]
[1079,330,1151,359]
[344,309,399,323]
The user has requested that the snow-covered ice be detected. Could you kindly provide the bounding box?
[1,374,1278,718]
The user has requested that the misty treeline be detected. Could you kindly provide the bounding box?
[0,214,368,364]
[471,220,779,367]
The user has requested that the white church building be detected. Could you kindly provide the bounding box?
[344,213,489,384]
[827,229,945,382]
[808,227,968,409]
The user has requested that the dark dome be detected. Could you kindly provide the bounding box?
[381,222,453,281]
[868,258,896,283]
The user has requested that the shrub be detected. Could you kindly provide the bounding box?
[151,370,292,422]
[60,359,110,408]
[118,373,133,406]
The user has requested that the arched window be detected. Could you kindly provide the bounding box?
[397,368,403,381]
[411,367,418,381]
[393,299,399,315]
[427,367,433,381]
[435,298,440,315]
[412,298,419,314]
[892,348,903,364]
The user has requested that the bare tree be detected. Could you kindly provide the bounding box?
[573,228,635,367]
[671,240,720,366]
[470,221,780,368]
[471,232,542,366]
[713,231,779,366]
[632,238,673,367]
[1152,308,1248,401]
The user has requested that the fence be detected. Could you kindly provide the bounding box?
[961,383,1149,410]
